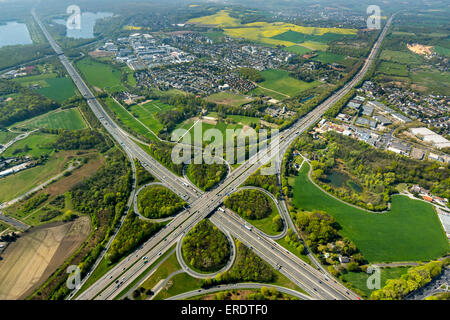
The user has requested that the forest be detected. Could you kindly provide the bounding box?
[182,220,230,272]
[0,79,59,128]
[202,241,274,288]
[186,163,228,191]
[296,131,450,210]
[35,148,132,300]
[134,159,156,187]
[53,129,109,151]
[147,141,184,176]
[137,185,186,219]
[224,189,273,220]
[243,168,280,199]
[107,211,164,264]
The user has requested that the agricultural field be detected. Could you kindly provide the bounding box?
[291,163,450,262]
[206,92,254,107]
[13,108,87,131]
[188,10,356,49]
[14,74,77,103]
[76,58,127,93]
[0,216,91,299]
[251,69,321,99]
[409,70,450,95]
[284,45,313,56]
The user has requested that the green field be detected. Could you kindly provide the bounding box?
[2,133,57,158]
[0,153,65,203]
[284,45,313,55]
[173,119,245,146]
[291,163,449,262]
[14,109,86,130]
[434,45,450,57]
[35,77,77,102]
[273,30,355,45]
[342,267,409,298]
[76,58,126,93]
[377,61,409,77]
[0,131,18,145]
[206,92,254,107]
[312,52,347,64]
[104,97,159,141]
[251,69,320,99]
[410,70,450,95]
[14,74,77,103]
[129,100,175,133]
[380,50,423,65]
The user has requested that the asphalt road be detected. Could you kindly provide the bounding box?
[33,8,393,301]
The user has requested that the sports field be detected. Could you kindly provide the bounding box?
[206,92,254,107]
[15,109,86,130]
[292,163,449,262]
[76,58,126,93]
[251,69,321,99]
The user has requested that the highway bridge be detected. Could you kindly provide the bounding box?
[32,9,394,301]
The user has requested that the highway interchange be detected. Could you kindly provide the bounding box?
[32,9,393,301]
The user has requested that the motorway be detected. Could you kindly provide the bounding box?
[33,8,393,301]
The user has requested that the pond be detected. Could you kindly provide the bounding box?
[326,170,363,193]
[53,12,113,39]
[0,21,33,48]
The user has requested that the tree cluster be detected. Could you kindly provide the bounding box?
[186,163,228,191]
[224,189,273,220]
[137,185,186,219]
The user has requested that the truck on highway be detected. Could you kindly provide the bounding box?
[244,224,252,231]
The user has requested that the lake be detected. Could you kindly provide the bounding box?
[0,21,33,48]
[53,12,113,39]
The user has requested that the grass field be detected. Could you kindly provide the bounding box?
[377,61,409,77]
[312,52,347,64]
[129,100,175,133]
[284,45,313,55]
[76,58,126,93]
[410,70,450,95]
[206,92,254,107]
[173,119,245,146]
[0,131,18,145]
[14,109,86,130]
[342,267,409,298]
[14,74,77,103]
[434,45,450,57]
[104,97,159,141]
[380,50,423,65]
[251,69,321,99]
[2,133,57,158]
[291,163,449,262]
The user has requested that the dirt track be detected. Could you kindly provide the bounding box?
[0,216,91,299]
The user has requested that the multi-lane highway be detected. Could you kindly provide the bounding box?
[33,8,393,301]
